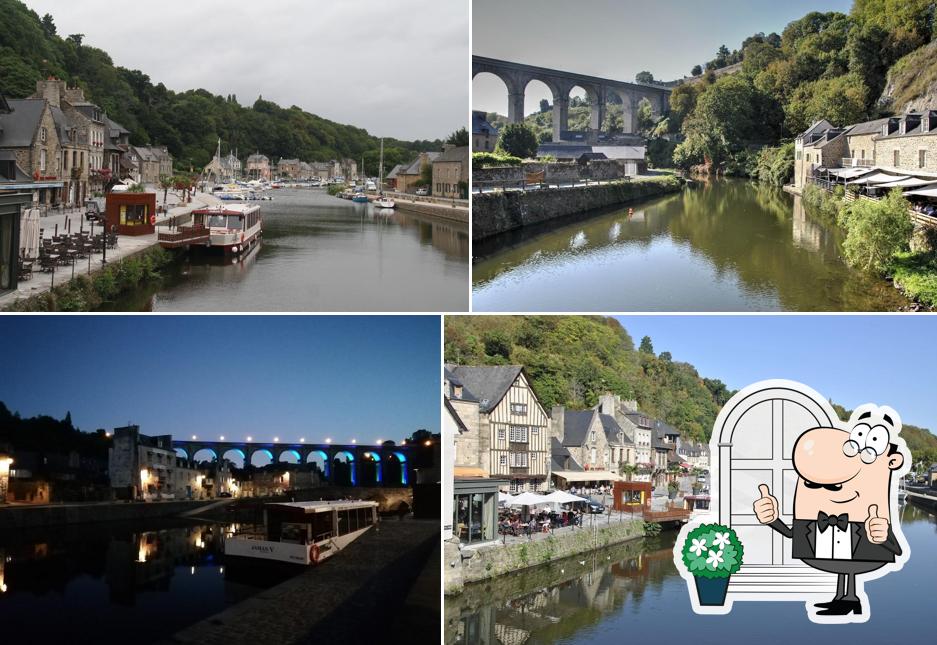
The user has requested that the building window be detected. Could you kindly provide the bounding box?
[591,447,597,463]
[795,151,802,160]
[894,150,900,166]
[590,430,596,443]
[920,150,927,168]
[509,426,528,443]
[40,127,47,143]
[531,427,539,436]
[497,428,505,441]
[509,479,523,493]
[510,403,528,415]
[510,452,528,467]
[40,149,47,172]
[454,491,496,545]
[499,455,507,467]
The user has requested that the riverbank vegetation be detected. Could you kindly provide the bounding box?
[445,315,937,464]
[4,246,174,312]
[802,184,937,307]
[0,0,440,171]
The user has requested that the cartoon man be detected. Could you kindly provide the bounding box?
[753,405,906,617]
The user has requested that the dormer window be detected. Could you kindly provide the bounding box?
[40,127,47,143]
[453,385,462,399]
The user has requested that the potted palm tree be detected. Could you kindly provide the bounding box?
[680,523,743,606]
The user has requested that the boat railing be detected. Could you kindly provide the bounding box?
[158,224,211,245]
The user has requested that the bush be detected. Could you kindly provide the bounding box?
[753,143,794,185]
[472,152,522,169]
[890,251,937,307]
[496,122,539,159]
[647,138,677,168]
[839,189,913,274]
[802,183,841,222]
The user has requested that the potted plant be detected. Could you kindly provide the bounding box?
[667,480,680,499]
[680,523,744,606]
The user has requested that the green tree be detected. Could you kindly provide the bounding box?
[691,64,703,76]
[539,98,551,113]
[158,176,173,205]
[446,127,469,147]
[40,13,56,37]
[785,73,869,136]
[635,71,655,84]
[838,188,913,273]
[639,336,654,354]
[636,98,656,135]
[496,122,539,159]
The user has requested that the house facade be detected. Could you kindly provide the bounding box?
[432,144,469,199]
[0,96,64,205]
[277,158,301,179]
[873,110,937,172]
[397,151,439,194]
[472,110,498,152]
[445,364,551,493]
[246,153,271,180]
[793,120,848,190]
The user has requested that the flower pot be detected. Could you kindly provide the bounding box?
[694,575,730,606]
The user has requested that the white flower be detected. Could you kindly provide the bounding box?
[712,532,731,548]
[689,538,708,557]
[706,549,724,568]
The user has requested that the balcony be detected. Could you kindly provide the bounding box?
[841,158,874,168]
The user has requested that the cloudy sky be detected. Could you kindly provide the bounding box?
[26,0,468,141]
[473,0,852,115]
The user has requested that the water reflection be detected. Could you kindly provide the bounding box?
[108,189,469,312]
[473,179,910,312]
[0,520,266,643]
[448,503,936,644]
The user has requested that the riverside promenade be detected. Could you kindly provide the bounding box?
[0,190,222,309]
[163,518,439,645]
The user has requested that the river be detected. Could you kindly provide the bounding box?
[0,518,281,644]
[446,502,935,644]
[472,180,911,312]
[106,189,469,311]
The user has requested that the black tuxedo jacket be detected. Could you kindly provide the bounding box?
[768,518,902,563]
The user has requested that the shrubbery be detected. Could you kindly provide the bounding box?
[838,189,914,273]
[752,143,794,185]
[472,152,523,169]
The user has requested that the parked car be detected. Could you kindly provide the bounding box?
[581,497,605,514]
[84,199,105,223]
[217,492,233,498]
[415,187,429,196]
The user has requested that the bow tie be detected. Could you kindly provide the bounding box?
[817,511,849,531]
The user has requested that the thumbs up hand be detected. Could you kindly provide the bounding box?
[865,504,890,544]
[753,483,779,524]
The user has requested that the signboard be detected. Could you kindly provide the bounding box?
[224,538,310,564]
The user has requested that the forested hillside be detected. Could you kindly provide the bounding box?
[0,0,441,171]
[444,315,937,466]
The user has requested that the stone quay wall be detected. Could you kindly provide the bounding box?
[0,499,216,530]
[472,175,682,240]
[474,160,635,188]
[445,518,645,595]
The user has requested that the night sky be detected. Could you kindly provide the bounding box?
[0,315,441,449]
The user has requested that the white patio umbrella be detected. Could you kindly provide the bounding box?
[19,207,41,259]
[543,490,589,504]
[509,491,547,506]
[498,493,516,505]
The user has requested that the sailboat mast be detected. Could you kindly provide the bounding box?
[379,138,384,194]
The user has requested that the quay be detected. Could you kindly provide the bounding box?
[162,518,439,645]
[906,486,937,510]
[0,190,222,310]
[0,498,218,530]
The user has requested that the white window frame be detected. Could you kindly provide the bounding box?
[590,430,596,443]
[499,454,507,467]
[509,452,528,467]
[509,425,528,443]
[510,403,528,415]
[497,428,505,441]
[40,148,47,172]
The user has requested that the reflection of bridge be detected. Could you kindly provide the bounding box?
[473,56,672,140]
[172,440,412,487]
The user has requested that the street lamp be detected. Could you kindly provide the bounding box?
[351,439,356,444]
[191,435,197,440]
[325,438,332,444]
[300,438,305,443]
[247,436,252,442]
[220,435,225,441]
[274,436,279,442]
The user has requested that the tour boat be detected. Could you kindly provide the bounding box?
[374,197,396,209]
[158,203,262,255]
[224,500,379,566]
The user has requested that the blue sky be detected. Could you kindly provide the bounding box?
[473,0,854,114]
[617,315,937,433]
[0,316,440,446]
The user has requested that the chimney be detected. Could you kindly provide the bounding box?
[598,393,618,415]
[35,79,65,108]
[622,399,638,413]
[551,405,565,442]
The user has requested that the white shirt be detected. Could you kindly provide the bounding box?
[815,521,852,560]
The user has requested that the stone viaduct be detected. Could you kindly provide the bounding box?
[171,440,412,487]
[472,56,672,141]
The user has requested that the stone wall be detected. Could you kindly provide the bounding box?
[0,499,216,529]
[472,175,682,240]
[474,159,637,189]
[875,132,937,172]
[445,518,645,594]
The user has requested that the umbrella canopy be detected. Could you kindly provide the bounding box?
[877,177,937,189]
[509,492,547,506]
[849,172,909,185]
[827,167,873,179]
[498,493,516,505]
[543,490,589,504]
[904,187,937,198]
[19,207,41,259]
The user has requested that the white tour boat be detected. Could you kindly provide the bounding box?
[158,203,262,255]
[224,500,379,566]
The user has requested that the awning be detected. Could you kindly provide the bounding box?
[827,167,873,179]
[877,177,937,189]
[904,187,937,198]
[453,466,487,478]
[552,470,621,482]
[849,172,909,185]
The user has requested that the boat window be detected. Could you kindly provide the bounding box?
[228,215,243,230]
[207,215,227,228]
[311,511,331,542]
[348,509,359,533]
[280,522,306,544]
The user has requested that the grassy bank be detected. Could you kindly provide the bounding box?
[890,252,937,308]
[4,246,174,312]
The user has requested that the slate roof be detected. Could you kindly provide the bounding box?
[436,145,469,163]
[444,366,479,403]
[386,163,405,179]
[845,117,892,137]
[551,437,582,472]
[472,110,498,136]
[444,364,523,413]
[401,152,440,175]
[561,410,597,447]
[0,99,46,148]
[49,105,73,145]
[601,413,632,445]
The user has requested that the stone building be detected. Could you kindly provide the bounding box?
[128,146,173,185]
[873,110,937,173]
[445,364,551,493]
[472,110,498,152]
[0,95,64,204]
[843,117,891,167]
[202,141,237,183]
[550,406,630,489]
[277,158,301,179]
[432,144,469,199]
[793,119,848,190]
[109,425,178,500]
[104,116,131,180]
[677,439,710,471]
[385,164,405,191]
[245,153,271,180]
[396,151,440,194]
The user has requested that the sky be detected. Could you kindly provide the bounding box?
[473,0,853,115]
[617,315,937,433]
[24,0,468,141]
[0,316,440,450]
